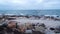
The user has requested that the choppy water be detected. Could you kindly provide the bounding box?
[0,10,60,16]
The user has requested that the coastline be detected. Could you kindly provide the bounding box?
[0,15,60,34]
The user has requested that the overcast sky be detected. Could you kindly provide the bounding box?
[0,0,60,10]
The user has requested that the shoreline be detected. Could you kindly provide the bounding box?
[0,15,60,34]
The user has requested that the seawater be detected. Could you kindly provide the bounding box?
[0,10,60,16]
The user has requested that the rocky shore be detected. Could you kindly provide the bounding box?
[0,15,60,34]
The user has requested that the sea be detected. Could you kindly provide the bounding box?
[0,10,60,16]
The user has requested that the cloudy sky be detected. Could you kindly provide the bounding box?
[0,0,60,10]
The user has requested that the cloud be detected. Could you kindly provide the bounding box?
[0,0,60,10]
[11,0,28,5]
[42,0,60,9]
